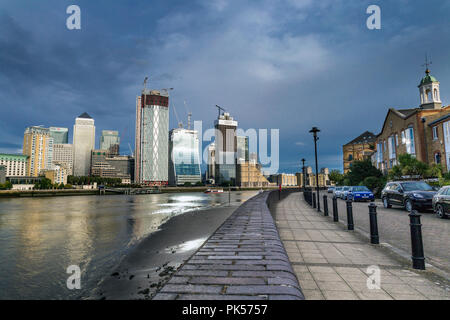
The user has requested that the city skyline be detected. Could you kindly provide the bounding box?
[1,1,450,173]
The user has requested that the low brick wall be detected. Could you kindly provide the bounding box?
[153,191,304,300]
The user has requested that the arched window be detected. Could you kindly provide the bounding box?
[435,152,441,165]
[434,88,438,100]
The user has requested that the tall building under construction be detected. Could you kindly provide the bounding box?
[135,87,169,186]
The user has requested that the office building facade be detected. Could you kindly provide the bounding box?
[23,126,53,177]
[0,153,28,177]
[100,130,120,156]
[214,112,238,185]
[52,144,73,175]
[49,127,69,144]
[135,89,169,186]
[169,128,201,186]
[73,113,95,176]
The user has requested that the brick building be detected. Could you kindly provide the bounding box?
[342,131,376,173]
[373,68,450,173]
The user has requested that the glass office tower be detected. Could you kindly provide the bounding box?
[169,128,201,186]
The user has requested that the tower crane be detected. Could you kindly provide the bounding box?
[215,105,226,119]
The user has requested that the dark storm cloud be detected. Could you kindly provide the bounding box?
[0,0,450,173]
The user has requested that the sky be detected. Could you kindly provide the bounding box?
[1,0,449,173]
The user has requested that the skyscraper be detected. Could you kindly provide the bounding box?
[23,126,53,176]
[49,127,69,144]
[236,136,249,163]
[135,89,169,186]
[73,112,95,176]
[168,128,201,186]
[100,130,120,155]
[214,112,238,185]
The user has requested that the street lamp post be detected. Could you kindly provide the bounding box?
[310,127,321,212]
[301,158,306,190]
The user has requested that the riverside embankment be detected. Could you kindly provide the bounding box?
[153,189,305,300]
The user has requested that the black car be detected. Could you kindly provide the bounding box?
[432,186,450,219]
[381,181,437,212]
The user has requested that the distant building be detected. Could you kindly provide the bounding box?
[372,68,450,173]
[73,113,95,176]
[236,136,249,163]
[296,167,331,188]
[168,128,202,186]
[215,112,238,185]
[49,127,69,144]
[9,176,43,191]
[90,150,132,184]
[43,164,68,185]
[269,173,297,187]
[52,144,73,175]
[23,126,53,177]
[0,153,28,177]
[236,162,269,187]
[100,130,120,156]
[0,165,5,184]
[342,131,376,173]
[135,89,169,186]
[206,143,216,183]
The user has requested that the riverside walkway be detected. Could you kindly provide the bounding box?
[275,193,450,300]
[153,192,304,300]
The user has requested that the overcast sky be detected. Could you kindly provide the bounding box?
[1,0,449,173]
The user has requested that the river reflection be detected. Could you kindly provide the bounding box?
[0,191,257,299]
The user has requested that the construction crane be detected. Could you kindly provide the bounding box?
[161,88,174,95]
[143,77,149,90]
[184,100,192,130]
[215,105,226,119]
[172,103,183,128]
[128,143,134,157]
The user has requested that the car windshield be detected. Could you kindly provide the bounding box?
[352,186,370,192]
[400,182,433,192]
[343,187,350,191]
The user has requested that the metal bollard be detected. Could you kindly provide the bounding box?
[346,199,354,230]
[409,210,425,270]
[317,191,321,212]
[368,203,379,244]
[332,196,339,222]
[323,195,329,216]
[312,192,316,208]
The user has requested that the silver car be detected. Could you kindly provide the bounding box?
[333,187,343,198]
[341,186,351,199]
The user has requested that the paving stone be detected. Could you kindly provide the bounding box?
[160,284,223,294]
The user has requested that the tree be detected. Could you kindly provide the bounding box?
[184,182,192,187]
[388,154,429,180]
[347,159,382,186]
[329,170,344,185]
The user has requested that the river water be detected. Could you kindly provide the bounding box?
[0,191,258,300]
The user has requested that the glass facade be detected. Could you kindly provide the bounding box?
[49,127,69,144]
[169,128,201,185]
[100,130,120,155]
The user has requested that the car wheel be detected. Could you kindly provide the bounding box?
[405,199,413,212]
[383,197,391,208]
[436,204,445,219]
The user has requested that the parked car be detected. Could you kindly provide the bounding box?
[327,187,335,194]
[340,186,351,199]
[381,181,437,212]
[333,187,343,198]
[346,186,375,202]
[432,186,450,219]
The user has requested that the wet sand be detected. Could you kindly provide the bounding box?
[88,204,239,300]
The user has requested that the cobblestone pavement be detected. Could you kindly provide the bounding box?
[153,192,304,300]
[327,194,450,274]
[275,193,450,300]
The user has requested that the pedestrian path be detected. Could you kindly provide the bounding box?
[274,193,450,300]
